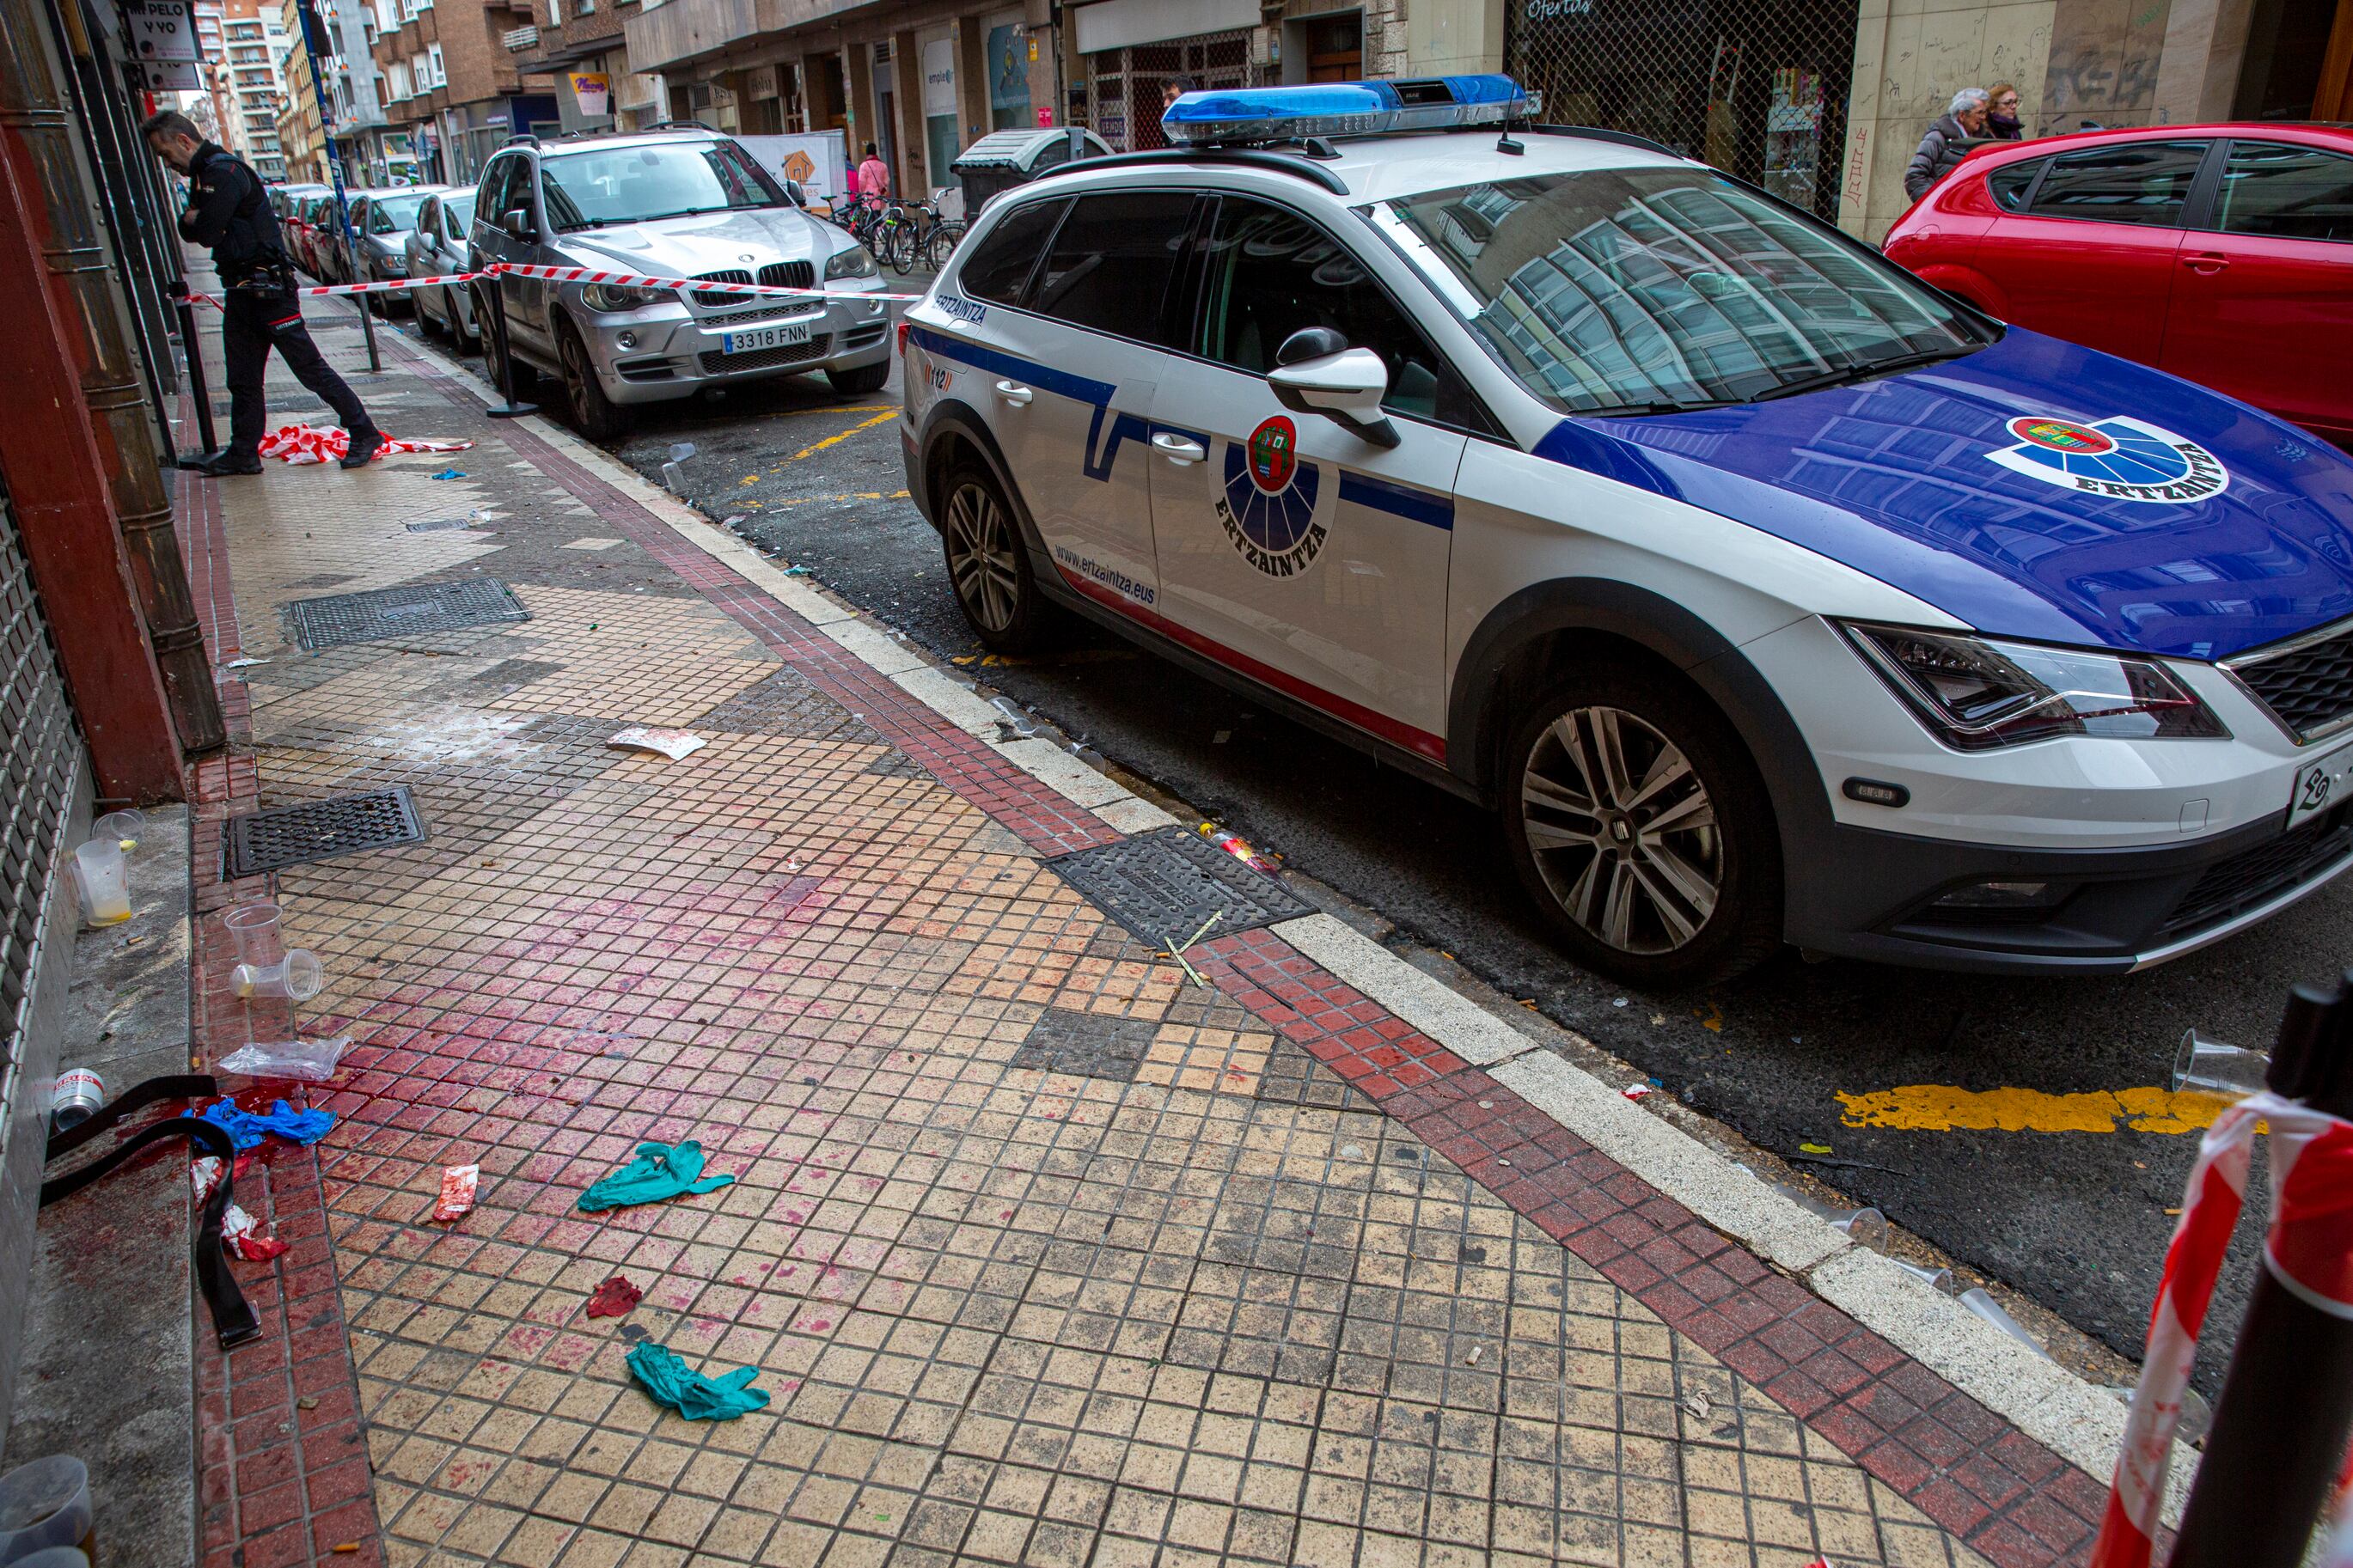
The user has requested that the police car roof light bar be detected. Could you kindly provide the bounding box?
[1161,75,1530,147]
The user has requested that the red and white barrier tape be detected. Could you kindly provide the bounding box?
[2090,1090,2353,1567]
[256,423,473,465]
[195,259,928,308]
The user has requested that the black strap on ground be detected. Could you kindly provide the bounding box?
[41,1074,262,1349]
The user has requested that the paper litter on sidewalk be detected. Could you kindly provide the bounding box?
[607,726,706,761]
[221,1203,290,1261]
[430,1163,480,1223]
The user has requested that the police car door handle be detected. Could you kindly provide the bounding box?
[993,380,1032,406]
[1151,433,1206,464]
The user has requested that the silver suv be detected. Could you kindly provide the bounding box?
[468,126,891,438]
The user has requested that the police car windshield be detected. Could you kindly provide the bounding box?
[1372,167,1986,416]
[541,141,789,231]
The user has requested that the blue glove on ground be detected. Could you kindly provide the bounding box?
[576,1139,735,1212]
[625,1341,769,1420]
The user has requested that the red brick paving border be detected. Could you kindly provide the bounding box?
[181,333,2119,1567]
[178,455,391,1568]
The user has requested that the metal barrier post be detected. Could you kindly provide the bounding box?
[2167,977,2353,1567]
[480,271,536,420]
[166,280,220,466]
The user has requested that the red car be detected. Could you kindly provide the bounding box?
[1883,124,2353,448]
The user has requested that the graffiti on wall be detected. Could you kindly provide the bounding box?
[2040,0,2173,125]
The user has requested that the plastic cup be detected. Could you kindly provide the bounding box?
[70,840,130,927]
[2174,1028,2270,1098]
[223,900,286,966]
[0,1454,91,1564]
[232,949,324,1001]
[1891,1257,1955,1293]
[94,808,144,850]
[1959,1286,2048,1358]
[1830,1207,1888,1251]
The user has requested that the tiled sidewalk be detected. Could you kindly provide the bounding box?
[173,308,2090,1567]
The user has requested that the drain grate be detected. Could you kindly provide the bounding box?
[406,517,486,534]
[224,787,427,877]
[1010,1009,1160,1081]
[283,579,529,650]
[1047,827,1311,947]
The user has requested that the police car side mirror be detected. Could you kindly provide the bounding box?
[502,206,536,242]
[786,180,807,208]
[1268,347,1400,450]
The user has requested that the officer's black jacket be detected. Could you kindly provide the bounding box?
[177,142,287,286]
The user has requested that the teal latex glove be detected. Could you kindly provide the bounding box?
[576,1139,736,1212]
[626,1341,770,1421]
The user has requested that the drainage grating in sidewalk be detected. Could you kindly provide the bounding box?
[1009,1009,1159,1082]
[405,517,486,534]
[1047,826,1312,946]
[282,579,529,650]
[223,787,427,877]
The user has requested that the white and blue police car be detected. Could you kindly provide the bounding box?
[897,76,2353,986]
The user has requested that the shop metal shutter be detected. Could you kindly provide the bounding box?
[0,478,83,1044]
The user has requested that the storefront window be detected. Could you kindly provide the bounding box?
[922,36,958,190]
[987,15,1030,131]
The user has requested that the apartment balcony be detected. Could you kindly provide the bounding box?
[500,22,536,47]
[622,0,756,73]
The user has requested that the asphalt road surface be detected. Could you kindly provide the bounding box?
[411,327,2342,1393]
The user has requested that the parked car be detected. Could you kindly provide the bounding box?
[903,76,2353,985]
[280,188,331,277]
[270,181,326,269]
[405,186,480,351]
[342,187,447,313]
[1885,124,2353,448]
[468,126,889,441]
[301,192,353,281]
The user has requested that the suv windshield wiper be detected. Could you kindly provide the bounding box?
[1744,345,1980,404]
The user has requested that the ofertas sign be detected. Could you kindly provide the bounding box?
[123,0,199,62]
[569,71,611,118]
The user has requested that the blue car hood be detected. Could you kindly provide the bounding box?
[1540,329,2353,661]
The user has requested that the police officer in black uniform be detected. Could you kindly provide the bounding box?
[142,110,384,475]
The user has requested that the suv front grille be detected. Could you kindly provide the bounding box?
[2157,810,2353,938]
[2228,618,2353,741]
[690,262,817,313]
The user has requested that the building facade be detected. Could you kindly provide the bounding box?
[218,0,292,178]
[367,0,558,186]
[507,0,664,138]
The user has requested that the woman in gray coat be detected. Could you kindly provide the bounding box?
[1904,88,1990,201]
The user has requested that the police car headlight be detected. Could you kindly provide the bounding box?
[824,245,876,281]
[580,283,671,312]
[1842,623,2228,749]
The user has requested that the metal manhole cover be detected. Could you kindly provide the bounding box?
[1010,1009,1160,1082]
[283,579,529,650]
[1047,827,1311,946]
[224,787,427,877]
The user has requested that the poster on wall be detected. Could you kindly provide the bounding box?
[736,131,851,204]
[987,23,1030,130]
[122,0,198,61]
[568,71,611,119]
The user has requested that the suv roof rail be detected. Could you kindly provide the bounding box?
[503,131,541,147]
[1030,146,1348,194]
[1527,123,1678,157]
[633,118,719,134]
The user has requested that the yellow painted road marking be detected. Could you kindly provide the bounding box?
[1836,1083,2239,1135]
[791,410,899,462]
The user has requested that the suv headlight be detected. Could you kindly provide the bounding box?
[1841,623,2228,749]
[825,245,876,281]
[579,282,672,312]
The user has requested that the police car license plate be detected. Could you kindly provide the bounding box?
[720,321,811,355]
[2289,741,2353,828]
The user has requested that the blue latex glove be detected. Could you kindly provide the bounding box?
[576,1139,735,1212]
[626,1341,769,1421]
[186,1096,335,1152]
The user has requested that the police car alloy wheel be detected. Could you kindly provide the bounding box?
[1505,669,1782,987]
[941,466,1045,650]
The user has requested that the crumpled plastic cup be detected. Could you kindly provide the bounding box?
[70,840,130,927]
[2174,1028,2270,1098]
[232,949,324,1001]
[93,808,144,851]
[0,1454,90,1564]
